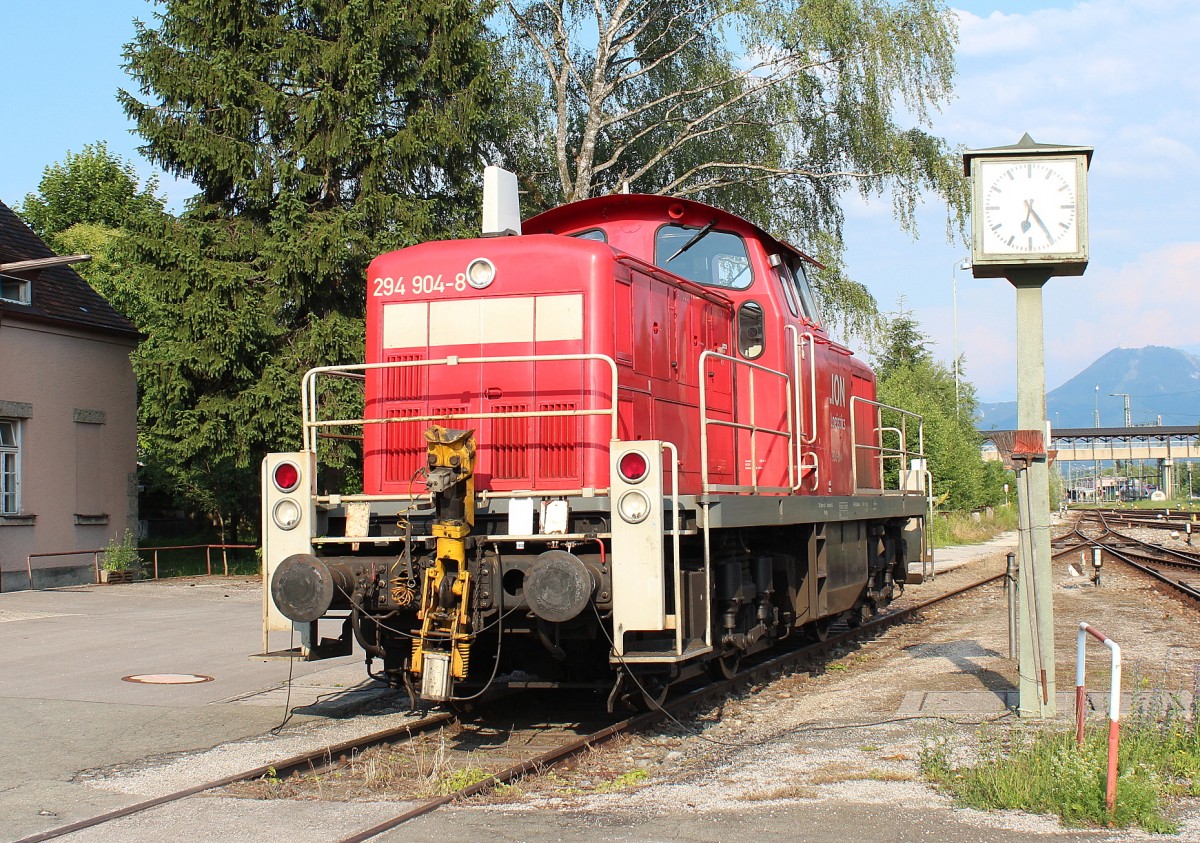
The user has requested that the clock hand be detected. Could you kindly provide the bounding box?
[1021,199,1034,233]
[1027,202,1053,241]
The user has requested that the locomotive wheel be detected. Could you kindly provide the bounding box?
[806,618,832,642]
[637,675,671,710]
[709,651,741,680]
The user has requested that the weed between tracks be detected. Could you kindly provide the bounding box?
[233,727,499,801]
[228,725,663,804]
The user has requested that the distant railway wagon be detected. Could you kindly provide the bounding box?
[263,169,929,709]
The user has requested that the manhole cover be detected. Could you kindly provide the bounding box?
[121,673,214,685]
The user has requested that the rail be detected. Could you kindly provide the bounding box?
[849,395,926,496]
[697,349,794,494]
[300,353,620,455]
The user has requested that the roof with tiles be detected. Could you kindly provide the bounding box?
[0,199,139,339]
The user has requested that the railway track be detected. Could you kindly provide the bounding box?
[1054,510,1200,605]
[16,570,1004,843]
[1073,506,1200,535]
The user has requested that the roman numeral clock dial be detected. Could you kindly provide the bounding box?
[980,159,1079,255]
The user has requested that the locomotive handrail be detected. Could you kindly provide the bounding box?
[660,441,689,655]
[848,396,925,496]
[698,349,794,495]
[785,326,819,446]
[300,353,620,453]
[785,325,820,492]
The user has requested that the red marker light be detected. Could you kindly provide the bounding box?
[618,451,649,483]
[273,461,301,492]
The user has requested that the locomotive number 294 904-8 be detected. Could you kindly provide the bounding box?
[372,274,469,296]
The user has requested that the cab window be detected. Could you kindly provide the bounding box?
[737,301,764,359]
[783,259,822,324]
[570,228,608,243]
[773,261,800,317]
[654,224,753,289]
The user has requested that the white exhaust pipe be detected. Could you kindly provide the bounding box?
[482,165,521,237]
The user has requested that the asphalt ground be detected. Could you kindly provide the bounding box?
[0,577,378,841]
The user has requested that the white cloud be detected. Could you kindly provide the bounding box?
[849,1,1200,400]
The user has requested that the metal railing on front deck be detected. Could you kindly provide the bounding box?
[299,354,620,503]
[849,395,926,496]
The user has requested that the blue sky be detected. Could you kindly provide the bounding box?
[1,1,1196,411]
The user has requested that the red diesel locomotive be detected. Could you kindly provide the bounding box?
[263,168,928,709]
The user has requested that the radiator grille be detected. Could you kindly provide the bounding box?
[383,408,423,484]
[491,405,530,480]
[538,402,580,479]
[383,353,425,401]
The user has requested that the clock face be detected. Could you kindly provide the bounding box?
[977,157,1080,257]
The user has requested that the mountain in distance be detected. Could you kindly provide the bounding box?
[976,345,1200,430]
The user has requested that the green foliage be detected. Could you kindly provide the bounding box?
[921,701,1200,834]
[928,504,1017,547]
[17,142,164,242]
[595,768,650,793]
[505,0,968,341]
[876,303,1006,511]
[116,0,519,534]
[16,143,167,324]
[101,529,141,573]
[435,767,493,794]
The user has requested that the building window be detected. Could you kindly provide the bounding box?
[0,275,31,305]
[74,415,105,519]
[0,419,19,514]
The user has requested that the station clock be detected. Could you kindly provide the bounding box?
[964,134,1092,278]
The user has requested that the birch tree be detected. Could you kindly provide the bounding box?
[504,0,966,337]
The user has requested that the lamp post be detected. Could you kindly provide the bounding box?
[1094,385,1100,428]
[952,259,971,416]
[1110,393,1131,427]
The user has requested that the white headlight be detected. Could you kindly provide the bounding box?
[617,490,651,524]
[272,499,302,531]
[467,258,496,289]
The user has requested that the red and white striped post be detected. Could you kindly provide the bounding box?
[1076,622,1122,823]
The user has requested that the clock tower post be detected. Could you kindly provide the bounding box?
[964,135,1093,719]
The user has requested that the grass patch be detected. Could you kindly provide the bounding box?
[807,763,913,785]
[595,768,650,793]
[436,766,493,794]
[920,702,1200,833]
[929,505,1019,548]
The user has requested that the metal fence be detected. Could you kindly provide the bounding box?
[8,544,258,591]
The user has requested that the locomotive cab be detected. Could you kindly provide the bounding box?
[262,170,929,709]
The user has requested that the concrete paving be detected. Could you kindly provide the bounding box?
[0,578,386,842]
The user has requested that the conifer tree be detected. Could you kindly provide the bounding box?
[120,0,517,535]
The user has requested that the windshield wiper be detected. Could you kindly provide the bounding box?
[665,220,717,263]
